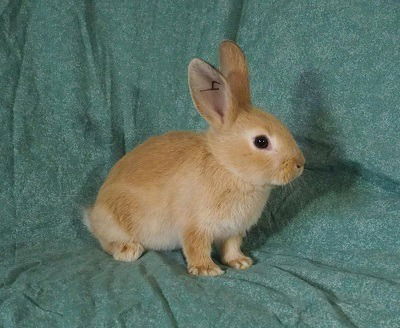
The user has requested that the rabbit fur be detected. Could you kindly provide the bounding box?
[86,41,305,276]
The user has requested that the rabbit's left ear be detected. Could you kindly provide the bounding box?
[219,40,251,110]
[188,58,238,128]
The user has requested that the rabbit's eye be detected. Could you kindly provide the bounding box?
[254,135,269,149]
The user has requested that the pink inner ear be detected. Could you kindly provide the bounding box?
[189,59,231,123]
[203,86,226,118]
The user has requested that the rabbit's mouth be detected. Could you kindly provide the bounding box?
[274,158,305,185]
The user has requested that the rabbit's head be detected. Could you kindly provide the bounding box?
[188,41,304,187]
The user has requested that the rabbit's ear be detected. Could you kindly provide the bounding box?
[219,40,251,109]
[188,58,237,127]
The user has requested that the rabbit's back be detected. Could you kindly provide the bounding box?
[103,131,207,188]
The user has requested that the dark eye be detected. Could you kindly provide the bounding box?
[254,135,269,149]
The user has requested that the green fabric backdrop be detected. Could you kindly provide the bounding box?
[1,0,399,327]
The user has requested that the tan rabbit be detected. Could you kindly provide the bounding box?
[86,41,305,276]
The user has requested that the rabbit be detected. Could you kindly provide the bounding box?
[85,40,305,276]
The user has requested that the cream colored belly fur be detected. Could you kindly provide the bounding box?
[87,184,271,251]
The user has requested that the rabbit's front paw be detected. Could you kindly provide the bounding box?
[227,256,253,270]
[188,263,224,276]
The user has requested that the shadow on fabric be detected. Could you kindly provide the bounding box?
[245,70,361,253]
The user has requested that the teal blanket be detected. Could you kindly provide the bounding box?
[1,1,399,327]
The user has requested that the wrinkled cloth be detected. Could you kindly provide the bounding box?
[1,1,399,327]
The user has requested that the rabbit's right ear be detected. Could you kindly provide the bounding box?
[219,41,251,110]
[188,58,237,128]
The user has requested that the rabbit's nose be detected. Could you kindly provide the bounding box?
[294,155,305,175]
[295,153,305,169]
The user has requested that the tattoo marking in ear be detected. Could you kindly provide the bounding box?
[200,81,221,92]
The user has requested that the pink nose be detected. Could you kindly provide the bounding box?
[295,155,305,170]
